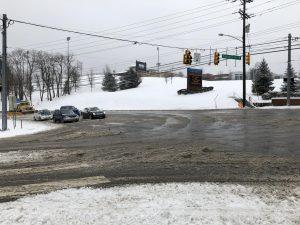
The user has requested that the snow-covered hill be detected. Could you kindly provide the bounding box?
[31,77,284,110]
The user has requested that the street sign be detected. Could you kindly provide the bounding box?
[222,54,241,60]
[136,61,147,71]
[194,53,201,63]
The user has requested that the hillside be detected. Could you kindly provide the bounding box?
[30,78,284,110]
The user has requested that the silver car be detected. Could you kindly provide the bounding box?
[33,109,53,121]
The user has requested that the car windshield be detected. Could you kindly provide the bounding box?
[40,110,50,115]
[61,106,74,110]
[61,109,75,115]
[90,107,100,111]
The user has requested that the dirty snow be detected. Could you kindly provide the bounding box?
[0,183,299,225]
[32,77,288,110]
[0,119,56,139]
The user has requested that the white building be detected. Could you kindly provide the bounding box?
[230,71,243,80]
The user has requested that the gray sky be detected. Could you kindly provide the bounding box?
[1,0,300,75]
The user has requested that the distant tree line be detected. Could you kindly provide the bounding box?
[7,48,82,102]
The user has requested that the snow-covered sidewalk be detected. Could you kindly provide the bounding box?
[0,119,56,139]
[0,183,299,225]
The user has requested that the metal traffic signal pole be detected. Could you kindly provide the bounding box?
[1,14,8,131]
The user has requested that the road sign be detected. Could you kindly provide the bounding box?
[194,53,201,63]
[222,54,241,60]
[136,61,147,71]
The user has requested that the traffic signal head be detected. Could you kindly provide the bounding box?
[246,52,250,65]
[214,51,220,65]
[183,49,192,65]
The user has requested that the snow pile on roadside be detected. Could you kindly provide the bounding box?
[0,183,299,225]
[33,78,285,110]
[0,119,55,139]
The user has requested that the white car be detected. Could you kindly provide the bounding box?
[33,109,53,121]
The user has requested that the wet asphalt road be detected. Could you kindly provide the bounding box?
[0,109,299,201]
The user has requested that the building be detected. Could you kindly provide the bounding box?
[230,71,243,80]
[202,73,231,81]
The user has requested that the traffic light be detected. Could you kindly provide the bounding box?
[183,49,192,65]
[214,51,220,65]
[246,52,250,65]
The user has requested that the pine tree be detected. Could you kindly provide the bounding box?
[119,67,142,90]
[102,65,118,92]
[281,64,298,93]
[252,58,274,95]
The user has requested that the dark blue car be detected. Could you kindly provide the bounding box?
[53,109,79,123]
[60,106,81,117]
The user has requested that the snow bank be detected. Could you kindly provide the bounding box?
[33,78,286,111]
[0,119,56,139]
[0,183,299,225]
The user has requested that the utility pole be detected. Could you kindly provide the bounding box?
[287,33,292,106]
[67,37,71,95]
[157,47,160,73]
[242,0,246,108]
[1,14,8,131]
[228,0,253,108]
[209,46,212,65]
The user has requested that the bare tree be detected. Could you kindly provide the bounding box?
[87,69,95,92]
[8,49,82,102]
[53,54,65,98]
[25,50,37,102]
[9,49,27,100]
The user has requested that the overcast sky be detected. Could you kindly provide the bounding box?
[1,0,300,75]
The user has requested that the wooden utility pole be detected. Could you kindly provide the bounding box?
[287,33,292,106]
[1,14,8,131]
[242,0,246,108]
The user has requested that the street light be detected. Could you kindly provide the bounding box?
[218,33,242,43]
[219,33,246,108]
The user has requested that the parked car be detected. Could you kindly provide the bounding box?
[82,107,106,119]
[16,100,35,114]
[60,106,81,116]
[53,109,79,123]
[33,109,52,121]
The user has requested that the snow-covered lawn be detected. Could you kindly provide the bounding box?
[0,183,299,225]
[32,78,286,111]
[0,119,56,139]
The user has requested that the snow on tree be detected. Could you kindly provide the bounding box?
[102,65,118,92]
[252,58,274,95]
[118,67,142,90]
[281,64,299,93]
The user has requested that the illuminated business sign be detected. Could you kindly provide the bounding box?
[187,68,202,92]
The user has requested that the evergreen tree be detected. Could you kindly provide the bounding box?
[102,65,118,92]
[281,64,298,93]
[119,67,142,90]
[252,58,274,95]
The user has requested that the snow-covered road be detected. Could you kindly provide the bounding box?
[0,183,299,225]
